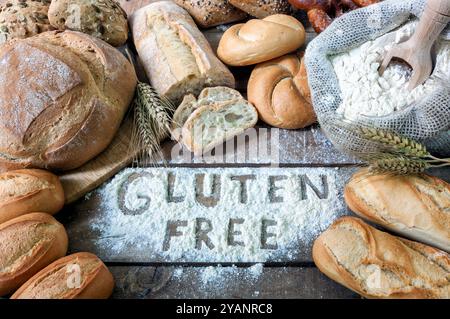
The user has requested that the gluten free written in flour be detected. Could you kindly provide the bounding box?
[90,167,345,262]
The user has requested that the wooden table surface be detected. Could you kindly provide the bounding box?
[56,0,449,299]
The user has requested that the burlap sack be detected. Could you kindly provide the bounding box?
[305,0,450,156]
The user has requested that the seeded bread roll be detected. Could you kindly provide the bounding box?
[48,0,128,46]
[0,169,64,224]
[0,213,68,297]
[174,87,258,155]
[229,0,292,18]
[345,168,450,252]
[12,252,114,299]
[0,0,53,44]
[313,217,450,299]
[130,1,235,103]
[0,30,137,172]
[173,0,247,28]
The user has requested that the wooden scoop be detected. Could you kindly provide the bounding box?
[379,0,450,90]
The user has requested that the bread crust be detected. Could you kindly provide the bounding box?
[248,53,316,129]
[229,0,292,18]
[0,30,137,172]
[130,1,235,103]
[313,217,450,299]
[0,213,68,297]
[0,169,64,224]
[217,14,305,66]
[345,168,450,252]
[11,252,114,299]
[173,0,247,28]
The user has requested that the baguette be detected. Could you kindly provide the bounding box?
[345,168,450,252]
[12,252,114,299]
[0,169,64,224]
[313,217,450,299]
[0,213,68,296]
[130,1,235,103]
[173,87,258,155]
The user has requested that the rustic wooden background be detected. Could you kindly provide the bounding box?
[55,0,449,299]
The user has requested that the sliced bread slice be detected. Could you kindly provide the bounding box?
[171,94,198,141]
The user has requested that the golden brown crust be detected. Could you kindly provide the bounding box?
[0,30,137,172]
[344,168,450,252]
[173,0,247,28]
[0,213,68,297]
[0,169,64,224]
[229,0,292,19]
[248,53,316,129]
[313,217,450,299]
[217,14,306,66]
[12,252,114,299]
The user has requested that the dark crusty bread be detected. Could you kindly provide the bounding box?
[173,0,247,28]
[313,217,450,299]
[0,169,64,224]
[48,0,128,46]
[0,213,68,297]
[12,252,114,299]
[130,1,235,103]
[345,168,450,252]
[0,0,53,44]
[0,30,137,172]
[229,0,292,18]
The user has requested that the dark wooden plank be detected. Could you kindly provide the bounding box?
[109,265,359,299]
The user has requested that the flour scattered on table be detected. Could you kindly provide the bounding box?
[88,167,346,262]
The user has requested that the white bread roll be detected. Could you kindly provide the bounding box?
[313,217,450,299]
[217,14,305,66]
[248,53,316,129]
[345,168,450,252]
[130,1,235,103]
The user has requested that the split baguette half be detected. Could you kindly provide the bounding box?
[345,168,450,252]
[313,216,450,299]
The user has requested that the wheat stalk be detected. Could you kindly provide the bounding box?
[368,155,430,174]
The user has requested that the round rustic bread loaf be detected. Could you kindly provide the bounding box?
[0,30,137,172]
[12,252,114,299]
[0,169,64,224]
[0,0,54,44]
[48,0,128,46]
[0,213,68,297]
[248,54,316,129]
[229,0,292,18]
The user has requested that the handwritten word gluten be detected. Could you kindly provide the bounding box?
[118,172,329,214]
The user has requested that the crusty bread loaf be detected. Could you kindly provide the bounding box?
[0,0,53,44]
[229,0,292,18]
[173,0,247,28]
[0,213,68,297]
[173,87,258,155]
[345,168,450,252]
[0,30,137,172]
[313,217,450,299]
[12,252,114,299]
[48,0,128,46]
[130,1,235,103]
[217,14,305,66]
[0,169,64,224]
[248,53,316,129]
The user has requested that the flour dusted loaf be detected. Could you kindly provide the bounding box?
[345,168,450,252]
[313,217,450,299]
[12,252,114,299]
[0,30,137,172]
[0,169,64,224]
[248,53,315,129]
[229,0,292,18]
[130,1,235,103]
[173,0,247,28]
[172,87,258,155]
[0,213,68,297]
[48,0,128,46]
[217,14,305,66]
[0,0,53,44]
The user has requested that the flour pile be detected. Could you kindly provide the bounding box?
[88,167,346,262]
